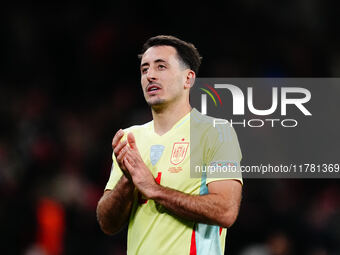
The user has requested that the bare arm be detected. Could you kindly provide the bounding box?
[149,180,241,228]
[123,133,242,228]
[96,175,134,235]
[97,129,135,235]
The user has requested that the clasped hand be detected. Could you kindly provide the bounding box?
[112,129,157,199]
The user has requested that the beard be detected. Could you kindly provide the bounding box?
[146,97,168,112]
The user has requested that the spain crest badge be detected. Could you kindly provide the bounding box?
[170,142,189,165]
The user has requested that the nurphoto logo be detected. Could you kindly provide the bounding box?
[196,81,312,128]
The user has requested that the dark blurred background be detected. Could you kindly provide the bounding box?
[1,1,339,255]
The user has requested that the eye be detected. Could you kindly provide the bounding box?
[141,67,148,74]
[158,65,166,70]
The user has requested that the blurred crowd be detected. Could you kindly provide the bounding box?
[0,1,340,254]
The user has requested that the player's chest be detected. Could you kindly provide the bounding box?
[138,136,199,192]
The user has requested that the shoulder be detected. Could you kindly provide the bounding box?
[122,120,153,136]
[191,108,237,142]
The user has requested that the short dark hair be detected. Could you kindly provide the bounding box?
[138,35,202,74]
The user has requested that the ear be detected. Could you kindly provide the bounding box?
[184,70,196,89]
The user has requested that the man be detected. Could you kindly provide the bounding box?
[96,35,243,255]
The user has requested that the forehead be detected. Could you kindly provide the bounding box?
[141,45,179,65]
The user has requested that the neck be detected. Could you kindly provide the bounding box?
[151,101,192,136]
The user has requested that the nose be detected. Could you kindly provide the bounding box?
[146,67,157,82]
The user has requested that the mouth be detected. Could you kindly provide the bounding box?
[146,84,161,94]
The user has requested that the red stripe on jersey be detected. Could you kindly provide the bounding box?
[138,172,162,205]
[219,227,223,235]
[190,225,197,255]
[155,172,162,184]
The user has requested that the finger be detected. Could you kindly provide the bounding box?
[117,145,130,162]
[112,129,124,149]
[124,157,133,171]
[113,140,127,157]
[125,152,136,167]
[127,132,138,150]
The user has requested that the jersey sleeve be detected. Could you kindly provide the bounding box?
[204,122,243,185]
[104,154,123,190]
[104,127,137,190]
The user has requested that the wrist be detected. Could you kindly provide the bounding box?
[121,174,134,188]
[148,181,162,200]
[121,168,132,181]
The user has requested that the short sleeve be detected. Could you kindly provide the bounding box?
[104,153,123,190]
[204,123,243,185]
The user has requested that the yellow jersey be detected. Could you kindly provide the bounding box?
[105,108,242,255]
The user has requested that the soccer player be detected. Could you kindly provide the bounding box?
[96,35,243,255]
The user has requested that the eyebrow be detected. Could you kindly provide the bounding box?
[140,59,167,68]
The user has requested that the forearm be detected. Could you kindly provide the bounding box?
[96,175,135,235]
[119,134,241,228]
[151,185,237,228]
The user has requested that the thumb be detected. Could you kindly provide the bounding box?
[127,132,137,150]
